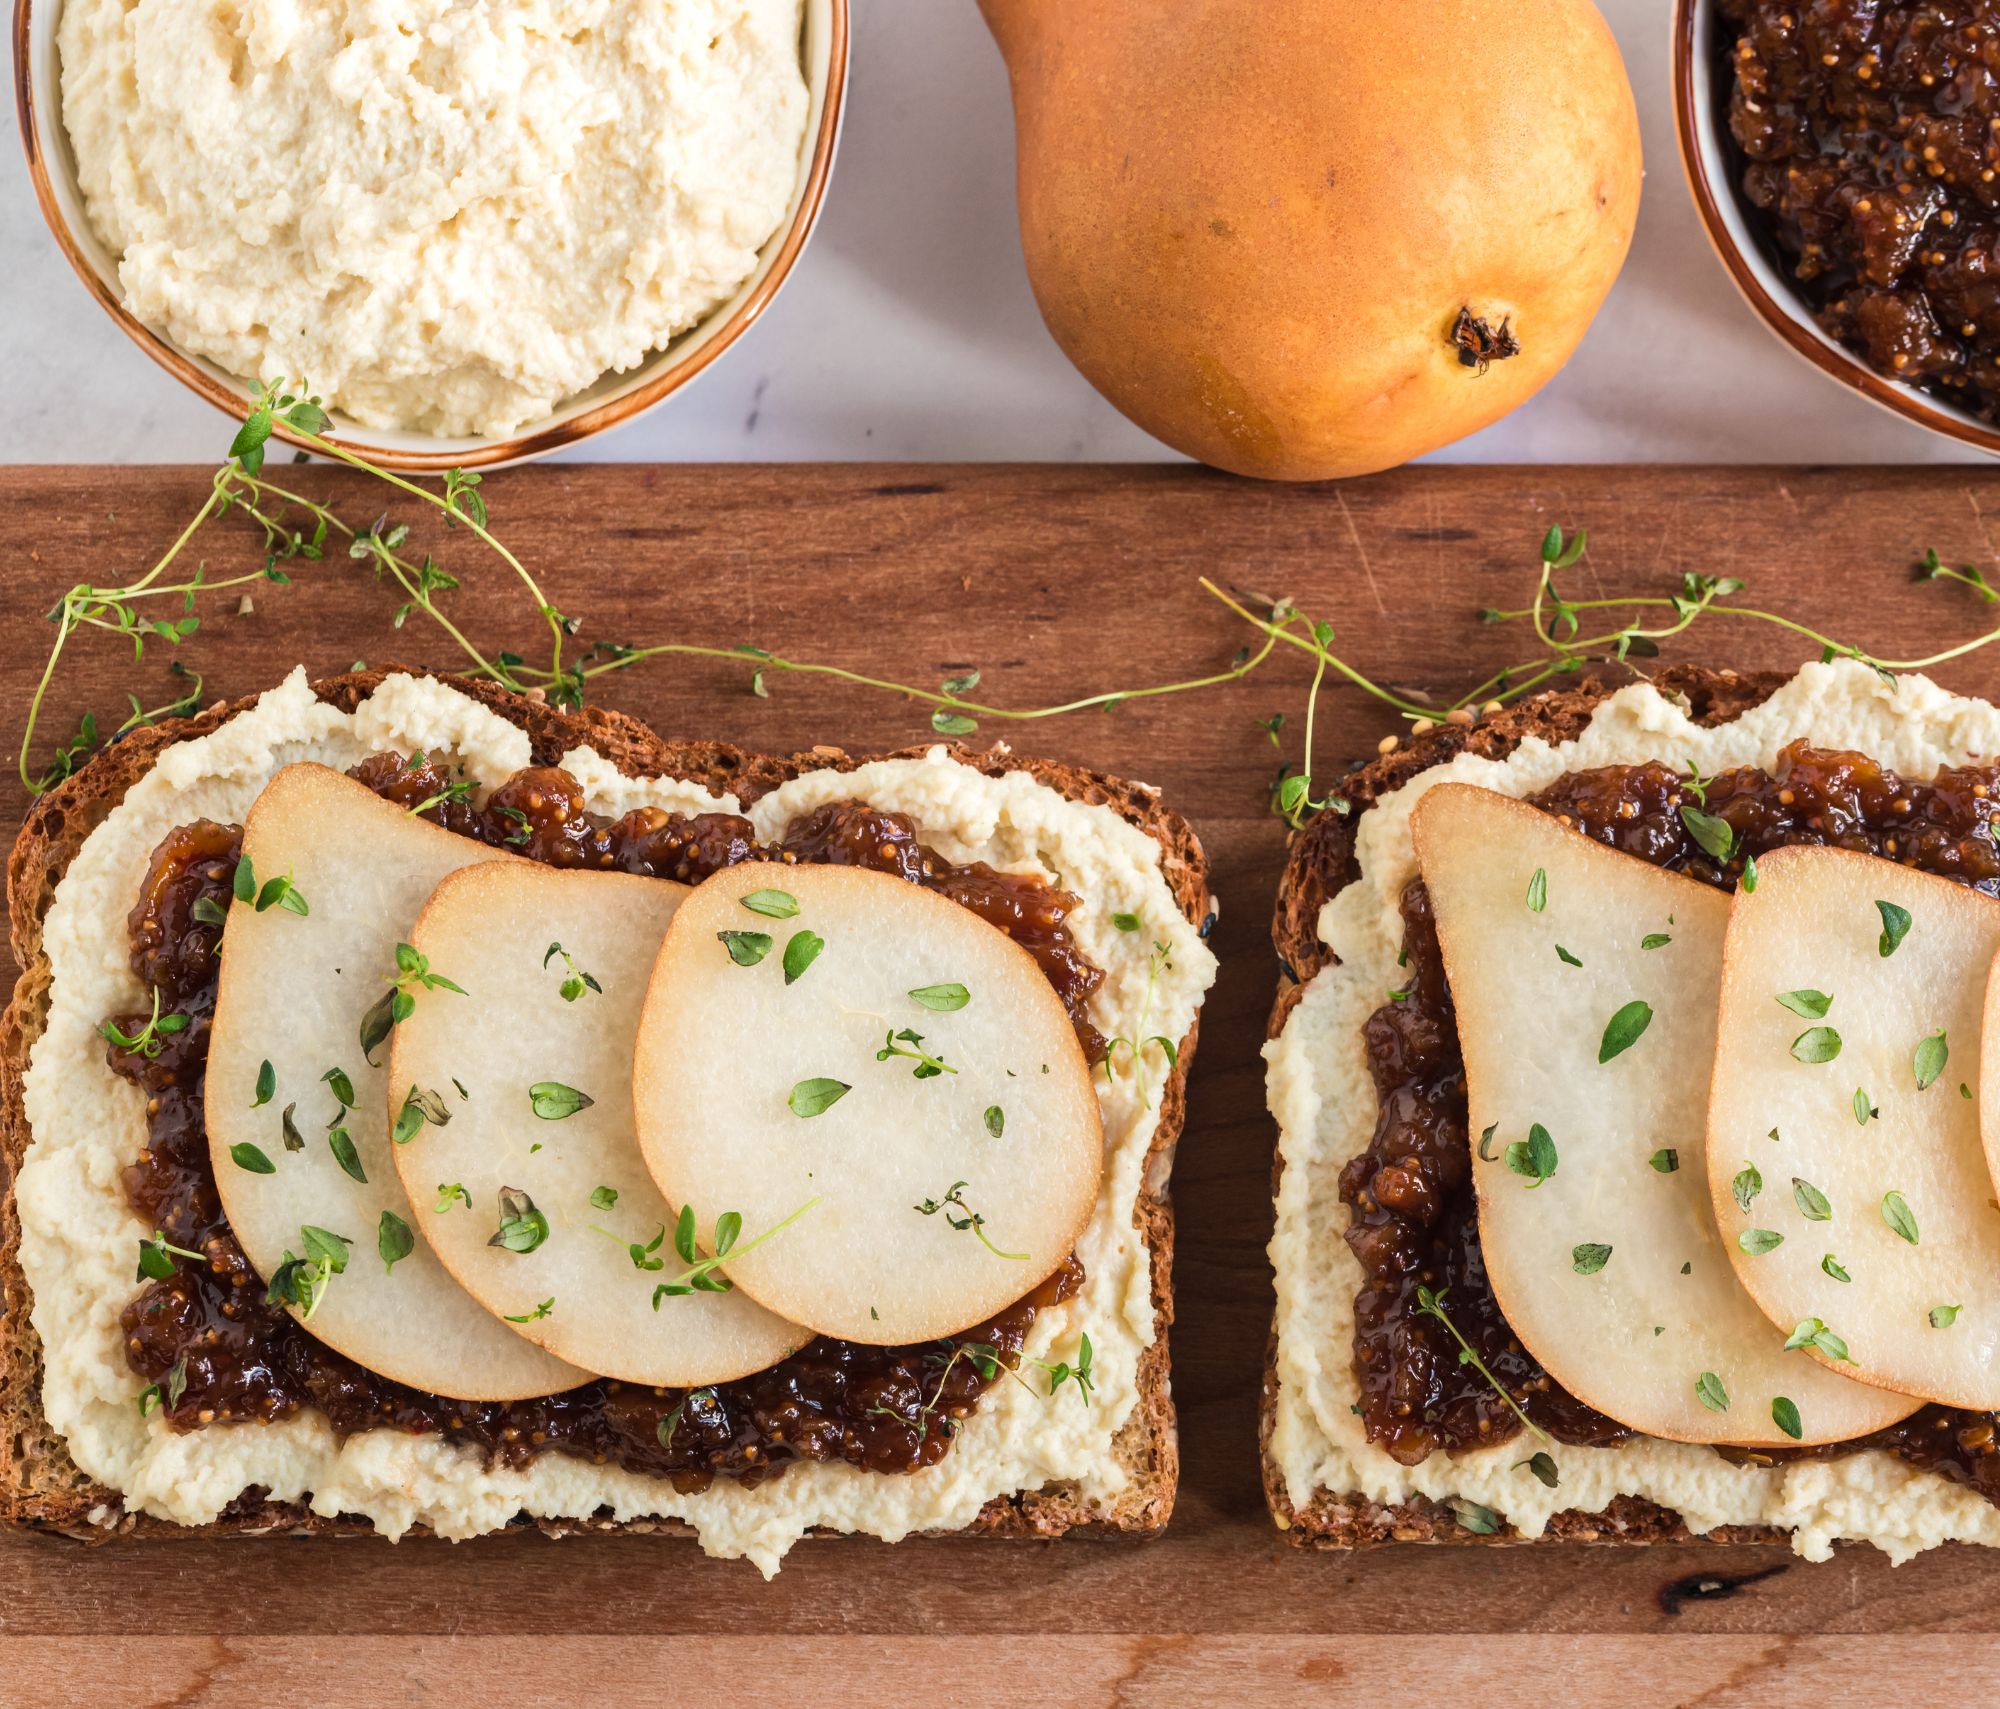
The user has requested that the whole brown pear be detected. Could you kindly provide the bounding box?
[979,0,1643,481]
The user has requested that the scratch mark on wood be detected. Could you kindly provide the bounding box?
[1333,488,1386,618]
[1966,488,1999,571]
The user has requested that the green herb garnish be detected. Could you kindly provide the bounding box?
[378,1210,414,1274]
[543,941,601,1002]
[650,1199,818,1302]
[359,942,464,1063]
[135,1230,204,1282]
[718,930,772,967]
[393,1083,451,1146]
[98,989,189,1061]
[1783,1317,1854,1364]
[915,1182,1028,1261]
[229,1141,275,1175]
[528,1081,594,1120]
[489,1187,550,1254]
[233,854,309,917]
[1415,1285,1550,1444]
[877,1028,957,1079]
[783,931,825,984]
[1732,1161,1763,1213]
[1915,1029,1949,1091]
[1504,1123,1558,1188]
[1598,1000,1653,1063]
[788,1077,849,1117]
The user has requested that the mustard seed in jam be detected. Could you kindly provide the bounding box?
[1350,740,2000,1499]
[111,755,1096,1488]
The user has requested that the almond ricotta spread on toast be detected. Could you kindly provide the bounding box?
[1266,660,2000,1562]
[16,670,1214,1574]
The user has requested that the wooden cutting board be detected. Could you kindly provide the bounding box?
[7,463,2000,1704]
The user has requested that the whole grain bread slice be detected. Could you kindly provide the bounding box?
[1260,664,1795,1549]
[0,668,1209,1546]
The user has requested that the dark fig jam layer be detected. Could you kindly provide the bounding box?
[1348,739,2000,1501]
[1719,0,2000,421]
[111,755,1098,1491]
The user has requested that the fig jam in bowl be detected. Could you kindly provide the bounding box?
[1675,0,2000,456]
[16,0,848,471]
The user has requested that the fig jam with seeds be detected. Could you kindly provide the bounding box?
[1720,1,2000,419]
[112,756,1098,1487]
[1350,739,2000,1499]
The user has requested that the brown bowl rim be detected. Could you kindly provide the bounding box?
[12,0,849,472]
[1672,0,2000,457]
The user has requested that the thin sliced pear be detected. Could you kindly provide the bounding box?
[632,862,1103,1345]
[1412,785,1918,1445]
[388,862,809,1384]
[206,763,585,1400]
[1711,844,2000,1410]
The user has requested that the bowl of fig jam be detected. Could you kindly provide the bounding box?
[1675,0,2000,455]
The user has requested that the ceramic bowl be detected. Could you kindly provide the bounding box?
[1674,0,2000,456]
[13,0,849,470]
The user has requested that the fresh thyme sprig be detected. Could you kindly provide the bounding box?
[902,1330,1096,1442]
[98,988,189,1060]
[914,1181,1027,1261]
[1414,1284,1551,1446]
[649,1197,819,1304]
[24,380,2000,841]
[358,942,465,1063]
[877,1027,957,1079]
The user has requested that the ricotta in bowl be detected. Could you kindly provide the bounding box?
[57,0,810,438]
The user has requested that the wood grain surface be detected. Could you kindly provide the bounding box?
[7,462,2000,1706]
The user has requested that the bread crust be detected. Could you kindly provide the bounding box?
[1260,665,1795,1548]
[0,669,1208,1547]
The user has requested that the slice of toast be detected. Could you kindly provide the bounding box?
[0,668,1209,1545]
[1260,664,1795,1548]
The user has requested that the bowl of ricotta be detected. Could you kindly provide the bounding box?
[17,0,847,468]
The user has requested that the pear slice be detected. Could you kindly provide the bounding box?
[1412,785,1918,1445]
[206,763,585,1400]
[631,862,1104,1345]
[388,862,809,1384]
[1711,844,2000,1411]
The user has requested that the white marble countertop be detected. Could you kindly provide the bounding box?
[3,0,1986,468]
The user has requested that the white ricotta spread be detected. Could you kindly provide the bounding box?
[1265,661,2000,1563]
[17,670,1215,1575]
[57,0,809,437]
